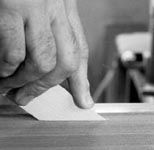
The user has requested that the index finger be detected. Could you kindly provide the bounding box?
[64,0,94,108]
[0,11,25,77]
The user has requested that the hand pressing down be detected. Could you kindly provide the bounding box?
[0,0,94,109]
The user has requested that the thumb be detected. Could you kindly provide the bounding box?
[6,81,50,106]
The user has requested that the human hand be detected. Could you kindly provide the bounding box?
[0,0,94,109]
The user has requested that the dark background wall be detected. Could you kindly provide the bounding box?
[77,0,149,100]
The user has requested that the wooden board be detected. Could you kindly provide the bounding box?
[0,104,154,150]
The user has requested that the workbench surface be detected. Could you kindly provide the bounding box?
[0,104,154,150]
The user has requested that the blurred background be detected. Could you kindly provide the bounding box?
[77,0,153,103]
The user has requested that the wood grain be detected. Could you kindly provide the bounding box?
[0,104,154,149]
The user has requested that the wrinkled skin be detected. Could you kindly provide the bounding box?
[0,0,94,108]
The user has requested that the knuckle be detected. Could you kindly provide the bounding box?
[63,54,79,74]
[0,71,11,77]
[4,52,25,66]
[34,51,56,75]
[60,50,80,76]
[61,59,79,75]
[30,52,56,75]
[37,56,56,74]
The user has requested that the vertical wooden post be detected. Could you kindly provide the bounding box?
[146,0,154,83]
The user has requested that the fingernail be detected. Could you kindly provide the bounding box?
[86,95,94,108]
[80,94,94,109]
[16,95,34,106]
